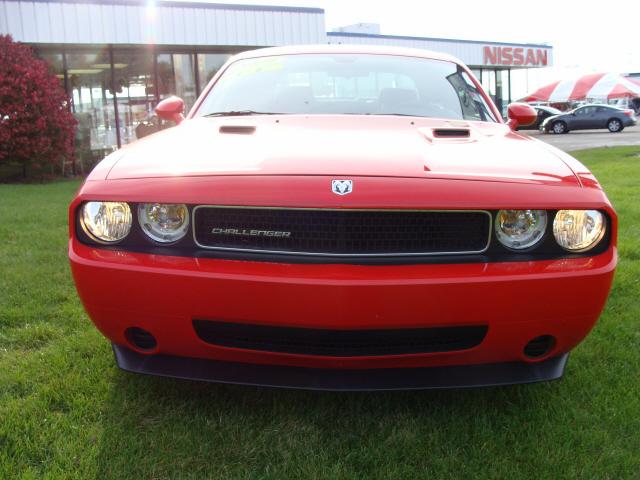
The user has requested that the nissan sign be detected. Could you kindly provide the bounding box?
[483,46,549,67]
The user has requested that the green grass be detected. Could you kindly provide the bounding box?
[1,146,639,479]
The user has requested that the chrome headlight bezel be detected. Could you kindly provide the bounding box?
[494,209,548,251]
[80,201,132,244]
[137,203,190,244]
[553,210,606,252]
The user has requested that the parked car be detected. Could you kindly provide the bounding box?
[541,104,637,133]
[517,105,563,130]
[69,45,616,390]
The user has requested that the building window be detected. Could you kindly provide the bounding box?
[197,53,231,93]
[157,53,197,113]
[32,47,239,156]
[112,51,156,146]
[65,49,118,167]
[37,51,65,90]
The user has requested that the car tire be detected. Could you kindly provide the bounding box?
[607,118,623,133]
[552,121,567,134]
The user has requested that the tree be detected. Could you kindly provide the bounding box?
[0,35,76,178]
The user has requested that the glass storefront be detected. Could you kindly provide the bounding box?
[65,49,118,169]
[477,68,513,117]
[197,53,231,92]
[113,51,156,146]
[35,46,233,169]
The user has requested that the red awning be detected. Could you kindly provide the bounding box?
[522,73,640,103]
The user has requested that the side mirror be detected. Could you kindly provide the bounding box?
[155,96,185,124]
[506,103,537,130]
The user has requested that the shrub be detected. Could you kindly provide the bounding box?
[0,34,76,178]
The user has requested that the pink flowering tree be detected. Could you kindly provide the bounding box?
[0,34,76,178]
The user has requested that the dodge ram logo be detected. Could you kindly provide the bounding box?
[332,179,353,195]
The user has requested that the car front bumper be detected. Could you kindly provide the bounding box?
[113,344,569,390]
[70,239,616,389]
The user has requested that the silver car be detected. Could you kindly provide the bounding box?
[541,104,637,134]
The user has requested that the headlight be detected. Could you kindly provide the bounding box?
[81,202,132,243]
[495,210,547,250]
[138,203,189,243]
[553,210,605,252]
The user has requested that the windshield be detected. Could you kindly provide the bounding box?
[196,54,498,122]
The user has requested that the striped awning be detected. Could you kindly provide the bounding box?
[522,73,640,102]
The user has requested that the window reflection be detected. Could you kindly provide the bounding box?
[65,50,118,169]
[38,51,64,85]
[113,52,156,145]
[197,53,231,92]
[174,54,196,111]
[157,53,197,112]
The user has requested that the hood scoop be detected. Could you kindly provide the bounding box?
[419,126,476,144]
[219,125,256,135]
[433,128,470,138]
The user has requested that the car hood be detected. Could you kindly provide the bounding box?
[104,116,580,186]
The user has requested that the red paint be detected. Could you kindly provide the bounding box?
[155,96,185,124]
[483,46,548,66]
[100,116,580,185]
[507,103,538,130]
[69,46,616,376]
[70,239,616,369]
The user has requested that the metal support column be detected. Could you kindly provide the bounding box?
[194,53,201,97]
[109,45,121,148]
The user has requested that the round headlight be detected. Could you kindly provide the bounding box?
[553,210,605,252]
[495,210,547,250]
[81,201,132,243]
[138,203,189,243]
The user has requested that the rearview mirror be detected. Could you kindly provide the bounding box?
[155,96,185,124]
[506,103,537,130]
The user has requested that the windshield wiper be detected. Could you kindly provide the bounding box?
[367,112,426,117]
[203,110,283,117]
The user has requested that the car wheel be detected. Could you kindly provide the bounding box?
[552,121,567,134]
[607,118,623,133]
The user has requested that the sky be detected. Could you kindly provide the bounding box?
[174,0,640,96]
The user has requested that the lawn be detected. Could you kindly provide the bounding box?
[1,146,639,479]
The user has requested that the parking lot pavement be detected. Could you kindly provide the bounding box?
[525,124,640,152]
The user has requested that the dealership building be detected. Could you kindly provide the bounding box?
[0,0,552,163]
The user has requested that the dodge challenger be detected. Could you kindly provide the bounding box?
[69,45,617,390]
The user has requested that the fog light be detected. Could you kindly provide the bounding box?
[524,335,555,359]
[125,327,157,351]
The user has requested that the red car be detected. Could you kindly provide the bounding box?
[69,46,616,390]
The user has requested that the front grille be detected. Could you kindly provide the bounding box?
[193,320,488,357]
[193,207,491,256]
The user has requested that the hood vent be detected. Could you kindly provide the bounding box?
[432,128,471,138]
[419,126,476,144]
[219,125,256,135]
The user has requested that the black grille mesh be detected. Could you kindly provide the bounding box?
[193,320,488,357]
[193,207,490,256]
